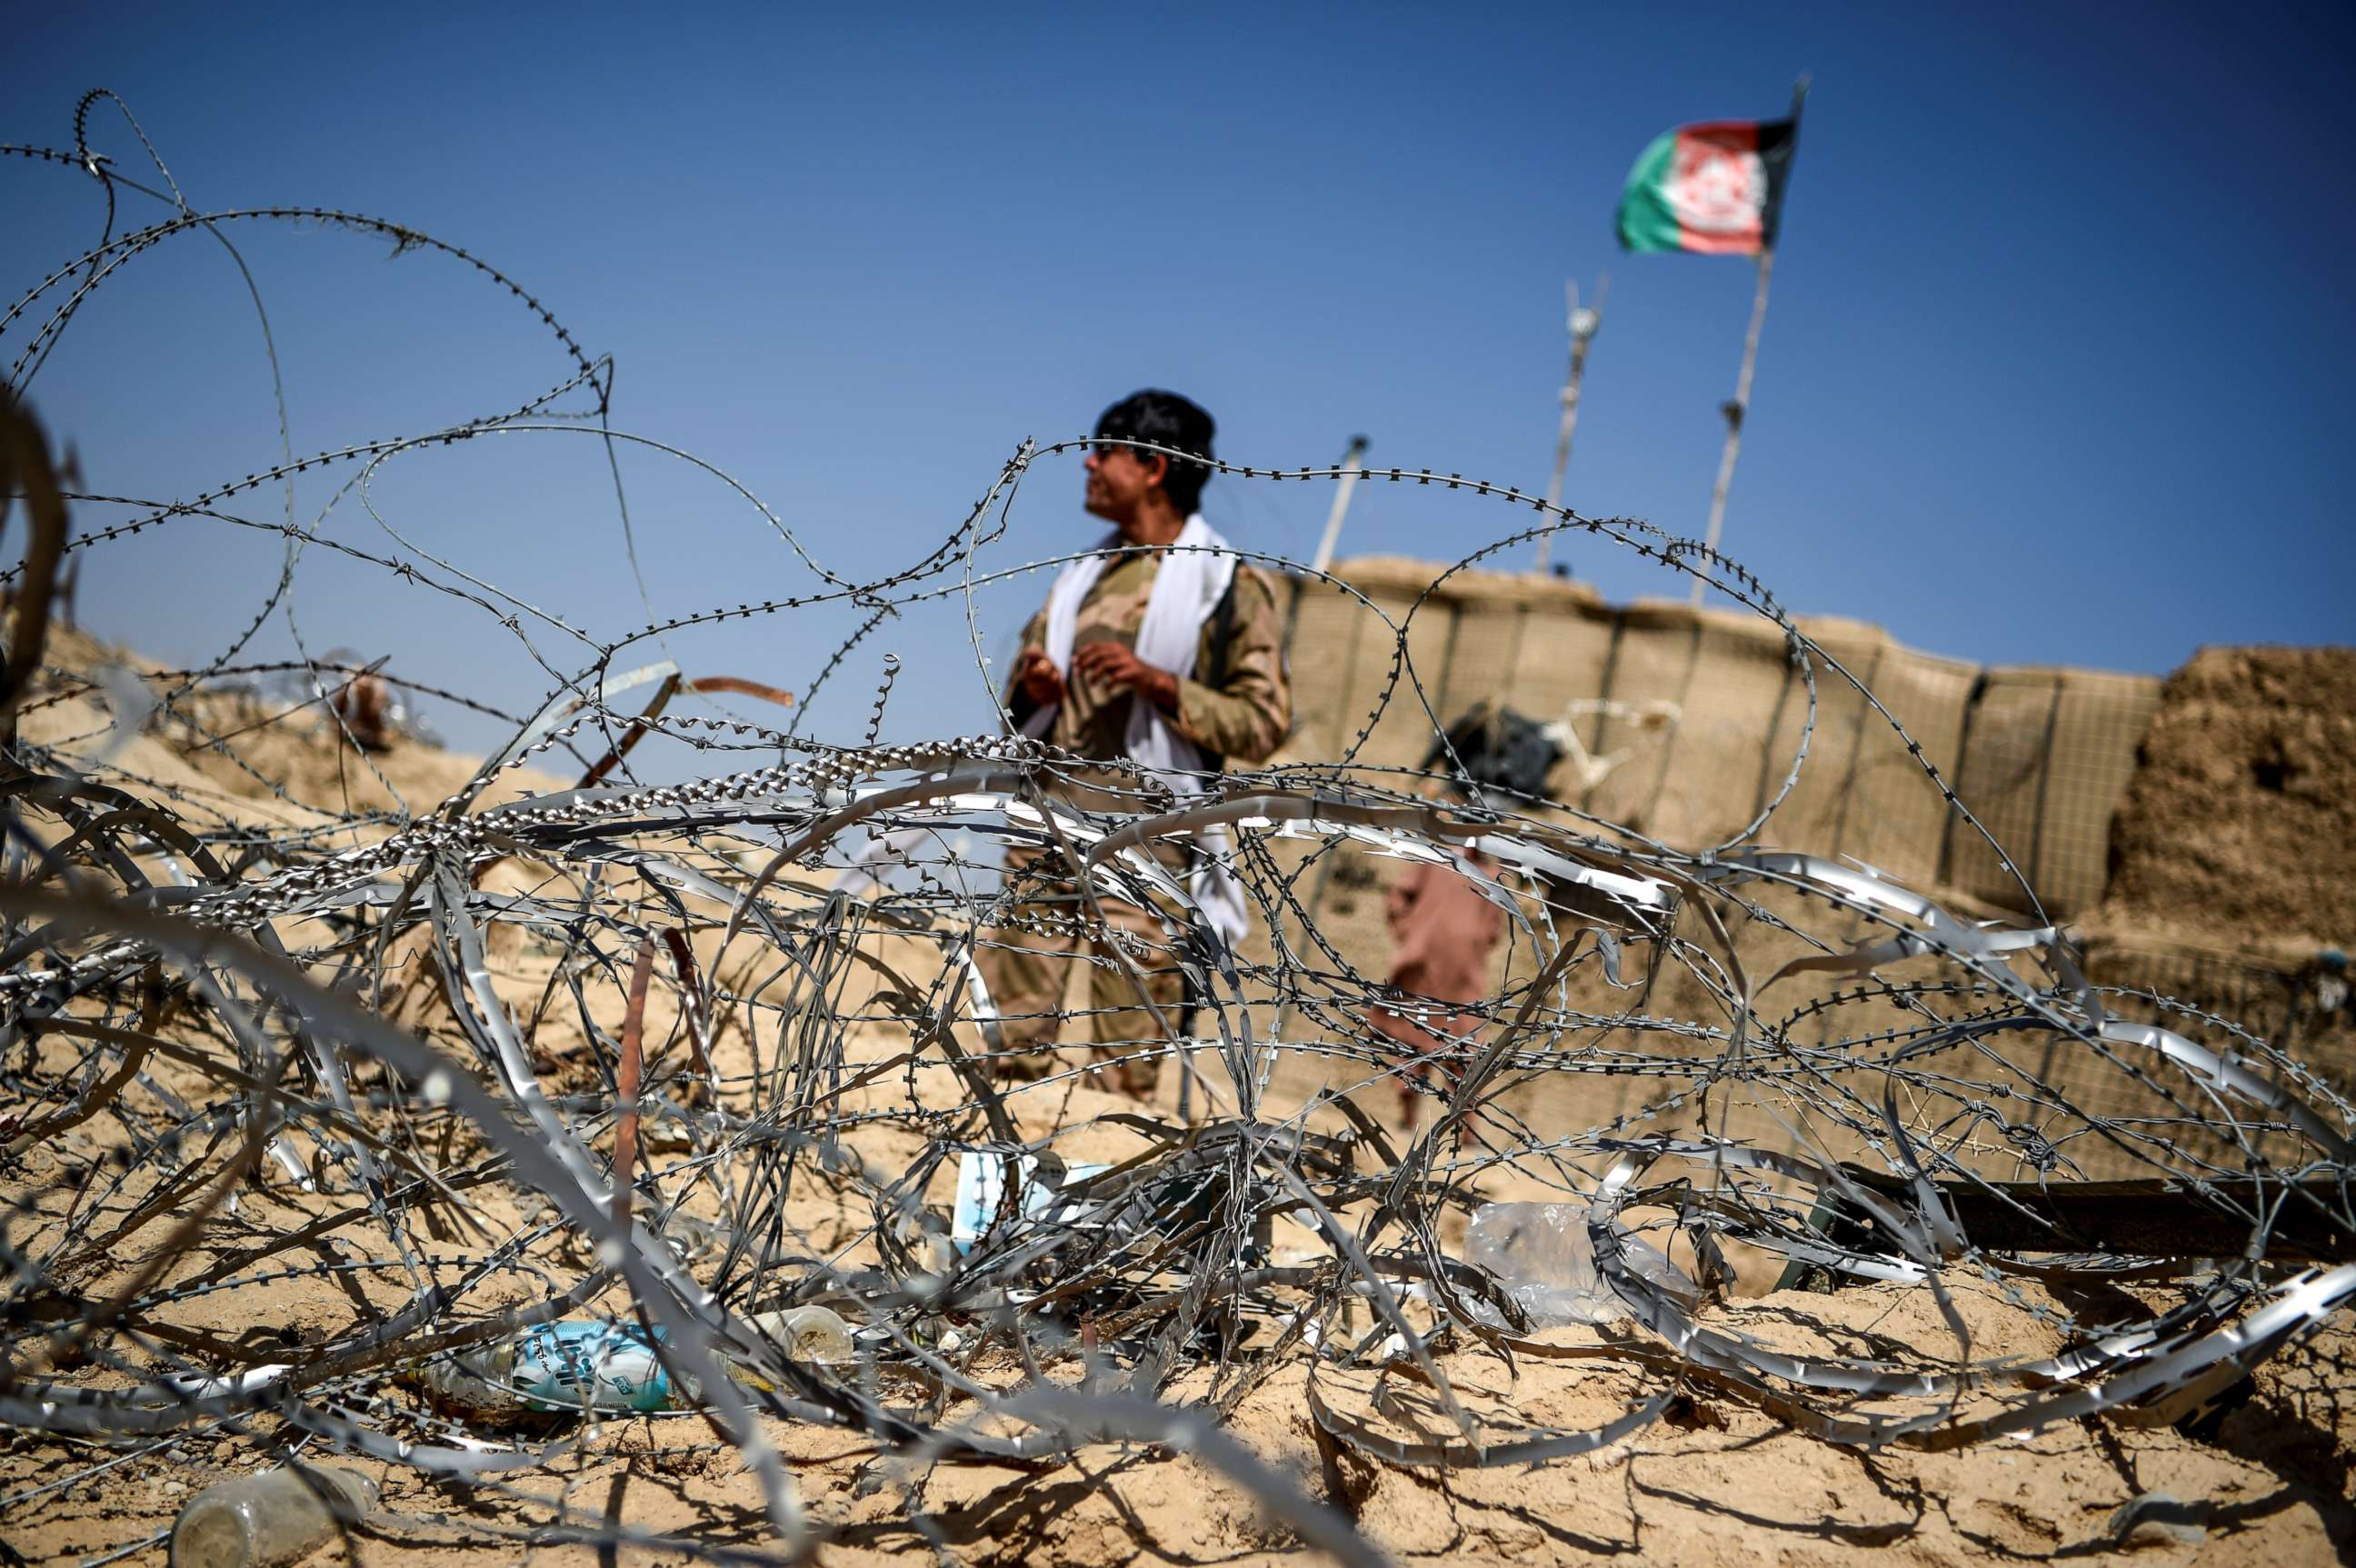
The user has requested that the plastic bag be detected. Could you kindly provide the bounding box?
[1463,1201,1691,1328]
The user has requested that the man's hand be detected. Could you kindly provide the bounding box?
[1015,647,1064,709]
[1071,641,1179,712]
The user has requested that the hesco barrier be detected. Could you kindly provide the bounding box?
[1285,558,2162,917]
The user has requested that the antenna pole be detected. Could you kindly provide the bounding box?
[1286,434,1371,653]
[1534,275,1605,575]
[1307,434,1370,580]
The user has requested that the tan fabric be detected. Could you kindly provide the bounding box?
[981,843,1185,1098]
[980,549,1290,1097]
[1371,850,1504,1122]
[1384,854,1504,1005]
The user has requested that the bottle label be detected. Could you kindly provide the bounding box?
[509,1321,674,1413]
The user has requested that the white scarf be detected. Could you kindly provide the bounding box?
[1023,514,1250,943]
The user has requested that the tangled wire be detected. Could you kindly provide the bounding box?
[3,91,2351,1567]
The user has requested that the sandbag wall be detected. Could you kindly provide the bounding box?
[1283,557,2161,917]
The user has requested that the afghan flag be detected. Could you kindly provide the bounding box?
[1616,119,1797,255]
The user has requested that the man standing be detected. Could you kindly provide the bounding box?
[981,390,1290,1098]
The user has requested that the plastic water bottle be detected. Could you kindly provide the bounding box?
[412,1309,853,1417]
[170,1464,376,1568]
[507,1319,677,1413]
[413,1333,524,1422]
[759,1305,851,1366]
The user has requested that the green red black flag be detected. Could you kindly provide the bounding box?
[1616,118,1798,255]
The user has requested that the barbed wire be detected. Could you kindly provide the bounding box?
[2,90,2350,1568]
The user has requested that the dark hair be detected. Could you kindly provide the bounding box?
[1093,389,1215,515]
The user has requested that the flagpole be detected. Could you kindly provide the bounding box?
[1534,275,1605,575]
[1688,245,1773,606]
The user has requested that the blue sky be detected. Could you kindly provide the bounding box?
[5,2,2352,757]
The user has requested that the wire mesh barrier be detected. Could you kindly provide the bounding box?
[4,93,2354,1567]
[1285,561,2164,917]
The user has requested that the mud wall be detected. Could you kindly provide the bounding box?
[2105,646,2356,945]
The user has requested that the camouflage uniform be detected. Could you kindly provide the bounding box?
[981,550,1290,1094]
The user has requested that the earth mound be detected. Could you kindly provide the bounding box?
[2106,645,2356,949]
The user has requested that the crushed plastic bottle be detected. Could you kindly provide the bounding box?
[509,1319,680,1412]
[411,1308,853,1418]
[170,1463,376,1568]
[412,1333,525,1423]
[411,1321,675,1419]
[1463,1202,1694,1328]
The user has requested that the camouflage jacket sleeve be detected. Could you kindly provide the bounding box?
[1003,604,1048,729]
[1173,564,1291,765]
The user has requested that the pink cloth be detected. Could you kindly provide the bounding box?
[1373,850,1502,1066]
[1385,852,1502,1005]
